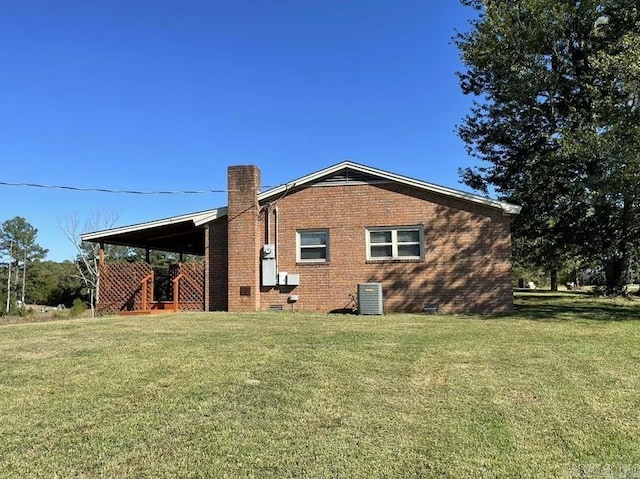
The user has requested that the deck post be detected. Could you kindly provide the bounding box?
[99,242,105,267]
[141,271,154,311]
[172,273,184,312]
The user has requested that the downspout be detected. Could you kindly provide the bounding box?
[274,206,279,274]
[265,203,271,245]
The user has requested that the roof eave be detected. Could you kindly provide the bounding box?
[258,160,521,215]
[80,207,228,242]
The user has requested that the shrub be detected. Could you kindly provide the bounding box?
[17,307,35,317]
[69,299,88,318]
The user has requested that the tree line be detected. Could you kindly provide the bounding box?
[0,216,56,312]
[457,0,639,292]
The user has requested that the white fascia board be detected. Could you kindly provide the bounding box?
[257,161,354,201]
[192,207,228,226]
[258,160,521,215]
[81,207,227,242]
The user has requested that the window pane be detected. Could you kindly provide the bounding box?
[370,231,392,243]
[397,230,420,243]
[398,244,421,257]
[300,247,326,260]
[300,232,327,246]
[371,245,393,258]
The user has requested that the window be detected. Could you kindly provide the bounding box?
[297,229,329,262]
[366,226,423,260]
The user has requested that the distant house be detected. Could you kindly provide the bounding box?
[82,161,520,314]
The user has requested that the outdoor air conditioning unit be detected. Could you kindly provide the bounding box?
[358,283,383,315]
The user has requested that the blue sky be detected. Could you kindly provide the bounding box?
[1,1,480,262]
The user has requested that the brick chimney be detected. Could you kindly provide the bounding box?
[227,165,261,312]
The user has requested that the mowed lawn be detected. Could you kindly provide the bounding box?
[1,294,639,477]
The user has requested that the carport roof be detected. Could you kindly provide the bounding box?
[80,208,227,255]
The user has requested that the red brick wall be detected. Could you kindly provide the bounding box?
[257,182,514,314]
[227,166,261,311]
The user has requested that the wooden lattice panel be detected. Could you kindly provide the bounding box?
[172,262,205,311]
[98,263,153,315]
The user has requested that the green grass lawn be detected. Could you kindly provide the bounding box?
[1,294,639,477]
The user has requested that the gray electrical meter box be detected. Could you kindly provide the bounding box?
[262,244,277,286]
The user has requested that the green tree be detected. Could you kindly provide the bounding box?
[0,217,48,309]
[0,260,10,314]
[456,0,640,292]
[581,17,640,292]
[25,260,83,306]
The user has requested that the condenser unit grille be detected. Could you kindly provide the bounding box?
[358,283,383,315]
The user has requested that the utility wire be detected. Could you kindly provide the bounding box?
[0,180,289,195]
[0,181,229,195]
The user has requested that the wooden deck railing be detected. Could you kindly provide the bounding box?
[141,272,154,311]
[172,273,184,312]
[98,262,204,315]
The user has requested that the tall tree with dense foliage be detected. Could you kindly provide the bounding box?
[0,217,48,308]
[25,260,84,306]
[456,0,640,292]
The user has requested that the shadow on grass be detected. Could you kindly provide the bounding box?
[513,292,640,322]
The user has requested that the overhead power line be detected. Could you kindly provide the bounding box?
[0,181,229,195]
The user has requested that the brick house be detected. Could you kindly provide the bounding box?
[82,161,520,314]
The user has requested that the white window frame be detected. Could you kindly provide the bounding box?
[366,226,424,261]
[296,229,329,263]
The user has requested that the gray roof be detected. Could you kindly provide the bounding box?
[81,161,520,253]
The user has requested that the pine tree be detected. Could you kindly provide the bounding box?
[0,217,48,308]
